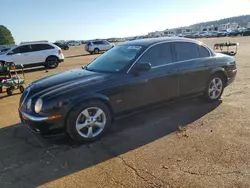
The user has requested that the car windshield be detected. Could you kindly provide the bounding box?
[0,46,15,55]
[85,45,143,73]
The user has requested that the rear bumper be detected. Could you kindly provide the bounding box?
[226,69,237,86]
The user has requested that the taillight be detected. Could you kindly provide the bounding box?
[58,49,62,54]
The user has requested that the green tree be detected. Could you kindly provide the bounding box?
[0,25,15,45]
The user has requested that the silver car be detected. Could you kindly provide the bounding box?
[85,40,115,54]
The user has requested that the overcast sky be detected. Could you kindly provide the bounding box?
[1,0,250,43]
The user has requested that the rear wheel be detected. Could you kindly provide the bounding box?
[6,88,12,96]
[94,48,100,54]
[19,85,25,93]
[203,74,225,102]
[45,56,59,69]
[67,101,111,142]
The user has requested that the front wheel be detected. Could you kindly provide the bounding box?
[203,74,225,102]
[67,101,111,142]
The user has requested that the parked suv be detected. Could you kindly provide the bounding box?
[54,42,69,50]
[0,41,64,69]
[85,40,115,54]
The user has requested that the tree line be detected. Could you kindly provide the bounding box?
[0,25,15,45]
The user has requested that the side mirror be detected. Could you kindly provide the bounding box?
[135,62,152,71]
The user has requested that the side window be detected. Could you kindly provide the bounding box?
[138,43,173,67]
[175,42,199,61]
[93,41,100,45]
[31,44,54,52]
[102,41,109,44]
[12,45,31,54]
[199,46,210,57]
[12,47,20,54]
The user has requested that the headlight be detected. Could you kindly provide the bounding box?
[35,99,43,113]
[27,99,32,110]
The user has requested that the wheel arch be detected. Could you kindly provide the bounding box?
[65,94,115,125]
[209,67,228,85]
[94,48,100,52]
[45,55,59,62]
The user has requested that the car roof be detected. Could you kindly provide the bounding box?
[19,42,52,45]
[120,37,201,47]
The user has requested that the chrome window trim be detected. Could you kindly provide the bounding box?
[151,57,211,69]
[127,39,213,73]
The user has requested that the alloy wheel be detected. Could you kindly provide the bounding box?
[208,77,223,99]
[75,107,106,138]
[47,57,58,68]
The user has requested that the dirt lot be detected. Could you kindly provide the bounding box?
[0,37,250,188]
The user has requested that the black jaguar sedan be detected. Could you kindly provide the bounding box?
[19,37,237,142]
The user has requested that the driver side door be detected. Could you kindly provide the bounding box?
[121,43,179,111]
[7,45,31,65]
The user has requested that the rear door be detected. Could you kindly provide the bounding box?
[30,44,55,63]
[102,41,112,50]
[174,42,213,96]
[97,41,106,51]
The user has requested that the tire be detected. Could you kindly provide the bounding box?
[203,73,225,102]
[6,88,12,96]
[67,100,111,142]
[94,48,100,54]
[45,56,59,69]
[0,87,2,93]
[19,85,25,93]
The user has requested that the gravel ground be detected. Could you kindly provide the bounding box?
[0,37,249,188]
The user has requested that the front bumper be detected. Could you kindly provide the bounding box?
[19,109,65,136]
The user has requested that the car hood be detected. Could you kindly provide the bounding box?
[28,68,111,99]
[0,54,7,58]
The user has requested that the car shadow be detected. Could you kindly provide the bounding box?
[0,98,221,187]
[0,92,21,100]
[65,54,92,59]
[15,67,47,74]
[66,52,104,59]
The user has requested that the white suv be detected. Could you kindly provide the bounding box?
[85,40,115,54]
[0,41,64,69]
